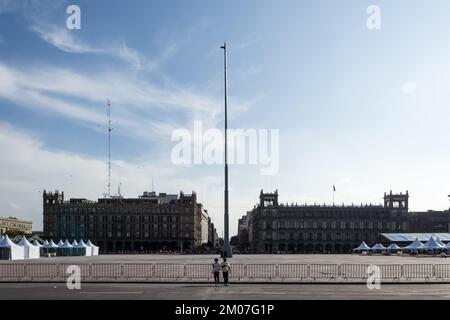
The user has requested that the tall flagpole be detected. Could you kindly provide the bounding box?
[220,42,232,258]
[107,99,111,197]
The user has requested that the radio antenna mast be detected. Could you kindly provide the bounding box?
[107,99,111,197]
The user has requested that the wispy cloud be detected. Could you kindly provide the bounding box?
[31,24,99,54]
[31,23,166,71]
[0,62,227,142]
[0,35,4,44]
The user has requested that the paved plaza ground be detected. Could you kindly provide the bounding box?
[1,253,449,264]
[1,282,450,299]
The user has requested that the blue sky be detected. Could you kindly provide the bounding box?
[1,0,450,236]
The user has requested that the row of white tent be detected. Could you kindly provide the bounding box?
[354,236,450,253]
[0,235,99,260]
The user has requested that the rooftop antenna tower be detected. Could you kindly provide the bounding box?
[107,99,112,197]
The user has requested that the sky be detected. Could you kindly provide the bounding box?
[1,0,450,236]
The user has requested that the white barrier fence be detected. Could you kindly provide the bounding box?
[1,263,450,282]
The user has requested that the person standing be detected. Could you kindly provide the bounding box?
[221,257,231,286]
[212,258,221,286]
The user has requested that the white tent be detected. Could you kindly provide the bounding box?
[354,241,371,252]
[422,237,445,251]
[57,240,74,256]
[387,243,401,251]
[47,239,59,249]
[42,240,49,246]
[71,240,78,247]
[404,238,424,251]
[0,235,25,260]
[32,239,42,247]
[75,239,91,256]
[57,240,64,246]
[435,237,446,247]
[17,236,40,259]
[43,239,59,256]
[86,240,99,256]
[371,243,386,251]
[32,239,44,257]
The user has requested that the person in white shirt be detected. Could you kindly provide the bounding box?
[221,258,231,286]
[212,258,221,285]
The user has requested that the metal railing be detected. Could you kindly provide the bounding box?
[1,263,450,282]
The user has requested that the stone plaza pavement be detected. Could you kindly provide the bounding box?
[1,254,449,264]
[1,283,450,300]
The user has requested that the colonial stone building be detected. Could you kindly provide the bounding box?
[43,190,217,253]
[242,190,416,254]
[208,217,219,247]
[0,216,33,235]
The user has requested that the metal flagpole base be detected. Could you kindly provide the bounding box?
[221,243,233,258]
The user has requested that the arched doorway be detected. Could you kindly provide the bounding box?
[288,243,296,253]
[96,241,104,253]
[315,244,323,253]
[182,241,191,252]
[133,241,142,252]
[334,244,341,253]
[343,244,351,254]
[170,241,178,252]
[106,241,113,253]
[142,241,150,253]
[161,241,169,252]
[115,241,123,253]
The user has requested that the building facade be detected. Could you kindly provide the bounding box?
[0,216,33,235]
[407,210,450,233]
[241,190,416,254]
[43,190,217,253]
[208,217,219,247]
[237,212,250,250]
